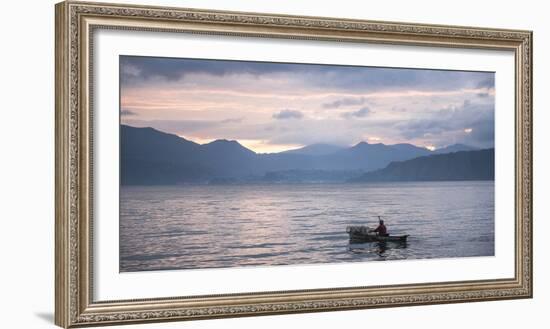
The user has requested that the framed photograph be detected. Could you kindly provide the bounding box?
[55,1,532,327]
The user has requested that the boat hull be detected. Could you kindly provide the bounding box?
[348,232,409,243]
[346,226,408,243]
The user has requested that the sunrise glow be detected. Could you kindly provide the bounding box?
[120,56,495,152]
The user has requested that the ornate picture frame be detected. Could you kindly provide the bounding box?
[55,1,532,327]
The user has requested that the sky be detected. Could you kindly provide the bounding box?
[120,55,495,153]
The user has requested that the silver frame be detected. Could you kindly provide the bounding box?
[55,1,533,327]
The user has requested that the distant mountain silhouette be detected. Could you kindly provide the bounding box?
[202,139,256,157]
[282,143,344,156]
[433,143,478,154]
[200,139,257,177]
[351,149,494,182]
[121,125,486,185]
[323,142,431,171]
[121,126,209,185]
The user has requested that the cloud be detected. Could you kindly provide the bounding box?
[120,56,496,151]
[266,119,364,146]
[322,97,367,109]
[341,107,372,119]
[395,99,494,148]
[476,75,496,89]
[122,119,219,135]
[121,56,496,94]
[220,117,244,124]
[312,68,495,93]
[272,109,304,120]
[120,55,305,85]
[120,109,137,116]
[467,122,494,145]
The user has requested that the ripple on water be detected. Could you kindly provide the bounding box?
[120,181,495,271]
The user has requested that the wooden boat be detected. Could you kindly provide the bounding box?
[346,225,409,243]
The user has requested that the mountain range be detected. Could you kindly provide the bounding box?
[121,125,485,185]
[351,148,494,182]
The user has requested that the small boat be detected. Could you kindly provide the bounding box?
[346,225,409,243]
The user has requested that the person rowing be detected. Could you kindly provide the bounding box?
[370,216,389,237]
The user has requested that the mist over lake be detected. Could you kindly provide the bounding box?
[120,181,494,272]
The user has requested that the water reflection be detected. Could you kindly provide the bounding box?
[120,181,494,272]
[348,240,409,260]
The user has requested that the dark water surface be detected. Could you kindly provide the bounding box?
[120,181,494,272]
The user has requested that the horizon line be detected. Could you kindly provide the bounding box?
[119,124,488,155]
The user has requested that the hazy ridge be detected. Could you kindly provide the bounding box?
[351,149,494,182]
[121,125,488,185]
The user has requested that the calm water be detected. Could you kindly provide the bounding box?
[120,181,494,272]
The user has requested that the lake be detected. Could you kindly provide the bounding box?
[120,181,494,272]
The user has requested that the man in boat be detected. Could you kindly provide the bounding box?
[370,217,389,237]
